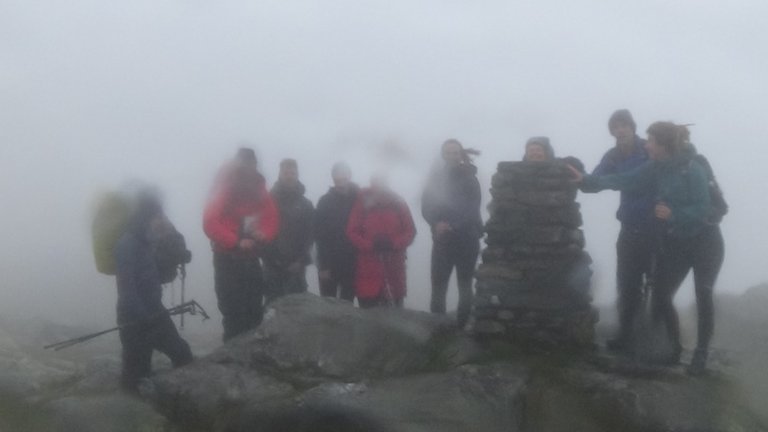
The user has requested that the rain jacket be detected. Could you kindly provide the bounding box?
[315,184,359,272]
[346,188,416,300]
[582,152,711,238]
[421,162,483,241]
[263,180,314,267]
[203,166,279,253]
[591,136,655,229]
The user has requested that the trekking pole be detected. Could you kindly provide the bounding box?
[180,264,187,328]
[44,300,210,351]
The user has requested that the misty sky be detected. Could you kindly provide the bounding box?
[2,1,767,327]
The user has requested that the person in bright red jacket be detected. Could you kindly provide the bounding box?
[203,148,279,341]
[346,175,416,308]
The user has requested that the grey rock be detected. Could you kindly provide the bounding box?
[45,394,167,432]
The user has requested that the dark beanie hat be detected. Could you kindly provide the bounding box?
[236,147,257,165]
[608,109,636,133]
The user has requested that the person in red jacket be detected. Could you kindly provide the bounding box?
[203,148,279,341]
[346,175,416,308]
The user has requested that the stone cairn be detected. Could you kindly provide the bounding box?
[473,160,597,349]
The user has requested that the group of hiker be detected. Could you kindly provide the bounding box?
[107,108,726,391]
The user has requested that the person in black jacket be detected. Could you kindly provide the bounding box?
[422,139,483,328]
[315,162,359,302]
[114,188,192,393]
[263,159,315,302]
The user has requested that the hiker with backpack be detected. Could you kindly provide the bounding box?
[570,122,720,372]
[421,139,482,329]
[315,162,360,302]
[262,159,315,302]
[346,174,416,308]
[204,148,279,341]
[113,188,193,392]
[589,110,656,354]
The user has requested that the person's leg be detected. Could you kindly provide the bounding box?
[262,262,285,304]
[455,238,480,328]
[285,266,308,295]
[243,258,264,331]
[652,237,692,363]
[338,266,357,303]
[151,315,193,368]
[610,228,650,350]
[357,297,379,309]
[430,241,453,314]
[214,252,243,341]
[319,268,338,298]
[689,226,725,374]
[119,324,153,393]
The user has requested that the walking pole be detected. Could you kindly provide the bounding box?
[180,264,186,328]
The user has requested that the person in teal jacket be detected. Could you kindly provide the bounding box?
[571,121,713,368]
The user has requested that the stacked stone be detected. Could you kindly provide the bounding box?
[473,160,596,349]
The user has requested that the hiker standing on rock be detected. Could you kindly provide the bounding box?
[115,188,192,392]
[590,110,655,354]
[421,139,483,328]
[263,159,314,302]
[204,148,279,341]
[347,174,416,308]
[315,162,360,302]
[571,122,713,368]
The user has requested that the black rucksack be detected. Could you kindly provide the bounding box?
[154,225,193,284]
[692,154,728,224]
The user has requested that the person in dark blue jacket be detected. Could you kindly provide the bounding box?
[315,162,360,302]
[422,139,483,329]
[114,189,192,392]
[591,109,656,353]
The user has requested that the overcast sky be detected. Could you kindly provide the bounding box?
[1,1,766,327]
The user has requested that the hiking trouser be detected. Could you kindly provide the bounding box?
[213,252,264,342]
[319,264,356,302]
[614,227,654,341]
[430,236,480,327]
[263,262,308,303]
[653,225,724,353]
[119,314,192,391]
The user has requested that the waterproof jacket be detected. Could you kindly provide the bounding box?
[114,228,167,326]
[582,153,711,238]
[592,136,655,230]
[203,167,279,253]
[346,188,416,300]
[315,184,359,271]
[263,180,314,267]
[421,163,483,241]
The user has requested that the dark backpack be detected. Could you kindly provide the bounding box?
[692,154,728,224]
[154,226,192,284]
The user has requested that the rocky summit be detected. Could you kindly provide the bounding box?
[1,292,767,431]
[147,294,765,432]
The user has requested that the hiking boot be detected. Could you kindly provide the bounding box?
[687,348,708,376]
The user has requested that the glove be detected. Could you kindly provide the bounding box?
[373,236,393,253]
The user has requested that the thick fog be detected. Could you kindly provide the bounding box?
[1,1,767,328]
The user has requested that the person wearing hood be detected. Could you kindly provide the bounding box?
[523,136,555,161]
[115,187,193,392]
[263,158,315,302]
[421,139,483,328]
[347,174,416,308]
[571,122,712,369]
[315,162,360,302]
[590,110,655,354]
[204,147,279,341]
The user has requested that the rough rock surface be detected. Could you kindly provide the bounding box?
[150,294,766,432]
